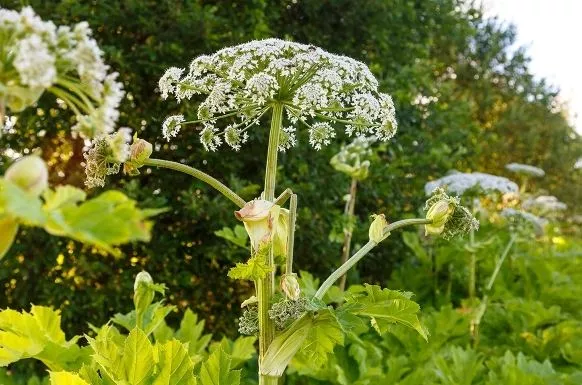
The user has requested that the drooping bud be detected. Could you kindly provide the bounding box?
[235,199,281,253]
[5,155,48,196]
[123,137,153,176]
[134,271,153,292]
[369,214,389,243]
[424,188,479,240]
[424,200,455,236]
[133,271,165,329]
[281,273,301,300]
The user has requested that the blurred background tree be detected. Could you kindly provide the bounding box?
[0,0,580,338]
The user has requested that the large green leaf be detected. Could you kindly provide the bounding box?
[343,284,428,340]
[153,340,196,385]
[296,309,344,367]
[198,348,241,385]
[209,336,256,369]
[227,255,273,281]
[44,190,158,255]
[122,328,154,385]
[175,310,213,358]
[0,306,84,370]
[49,371,90,385]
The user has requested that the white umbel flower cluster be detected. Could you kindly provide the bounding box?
[505,163,545,177]
[424,171,519,196]
[159,38,397,151]
[0,6,124,138]
[501,208,548,235]
[522,195,567,215]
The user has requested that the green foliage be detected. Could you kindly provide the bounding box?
[227,255,273,281]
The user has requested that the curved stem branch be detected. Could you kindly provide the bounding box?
[144,158,245,208]
[339,178,358,291]
[315,218,432,300]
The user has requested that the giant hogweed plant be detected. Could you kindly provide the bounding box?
[80,39,477,384]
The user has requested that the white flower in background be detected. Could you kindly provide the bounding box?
[501,208,548,236]
[575,158,582,170]
[424,171,519,196]
[159,38,397,151]
[0,6,124,139]
[505,163,545,177]
[522,195,567,215]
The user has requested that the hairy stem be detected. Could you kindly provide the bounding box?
[339,178,358,291]
[144,158,245,208]
[315,218,432,300]
[259,103,283,385]
[286,194,298,275]
[469,228,476,299]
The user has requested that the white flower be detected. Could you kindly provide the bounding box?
[224,125,249,151]
[278,126,297,152]
[309,122,335,150]
[501,208,547,235]
[162,115,185,141]
[425,171,519,196]
[159,38,397,150]
[505,163,545,177]
[13,35,56,88]
[522,195,567,214]
[83,128,132,188]
[159,67,184,99]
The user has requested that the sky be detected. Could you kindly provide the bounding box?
[484,0,582,134]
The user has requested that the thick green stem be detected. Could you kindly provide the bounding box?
[339,178,358,291]
[315,218,432,300]
[144,158,245,208]
[259,103,283,385]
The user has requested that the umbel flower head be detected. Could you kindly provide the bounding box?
[501,208,547,236]
[330,136,376,180]
[505,163,545,178]
[424,187,479,239]
[424,171,518,197]
[159,38,397,151]
[0,6,124,138]
[83,128,131,188]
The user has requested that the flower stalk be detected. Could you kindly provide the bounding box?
[314,218,432,300]
[143,158,245,208]
[339,178,358,291]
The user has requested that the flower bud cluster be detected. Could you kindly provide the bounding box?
[238,303,259,336]
[160,38,397,151]
[330,136,376,180]
[268,297,308,330]
[84,128,132,188]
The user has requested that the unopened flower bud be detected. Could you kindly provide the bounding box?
[134,271,153,291]
[369,214,389,243]
[281,273,301,300]
[124,137,153,176]
[425,200,455,236]
[5,155,48,196]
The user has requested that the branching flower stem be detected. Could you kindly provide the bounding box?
[471,233,517,347]
[258,103,283,385]
[143,158,246,208]
[339,177,358,291]
[314,218,432,300]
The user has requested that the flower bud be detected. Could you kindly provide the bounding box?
[5,155,48,196]
[123,138,153,176]
[281,273,301,300]
[133,270,153,292]
[424,200,455,236]
[369,214,389,243]
[235,199,281,253]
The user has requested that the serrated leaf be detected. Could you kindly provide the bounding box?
[112,303,175,337]
[42,186,86,212]
[297,309,344,367]
[198,348,241,385]
[175,310,213,357]
[0,216,18,259]
[49,371,89,385]
[210,336,256,369]
[0,306,83,370]
[122,328,154,385]
[227,256,273,281]
[343,284,428,341]
[153,340,196,385]
[0,179,45,225]
[44,190,157,255]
